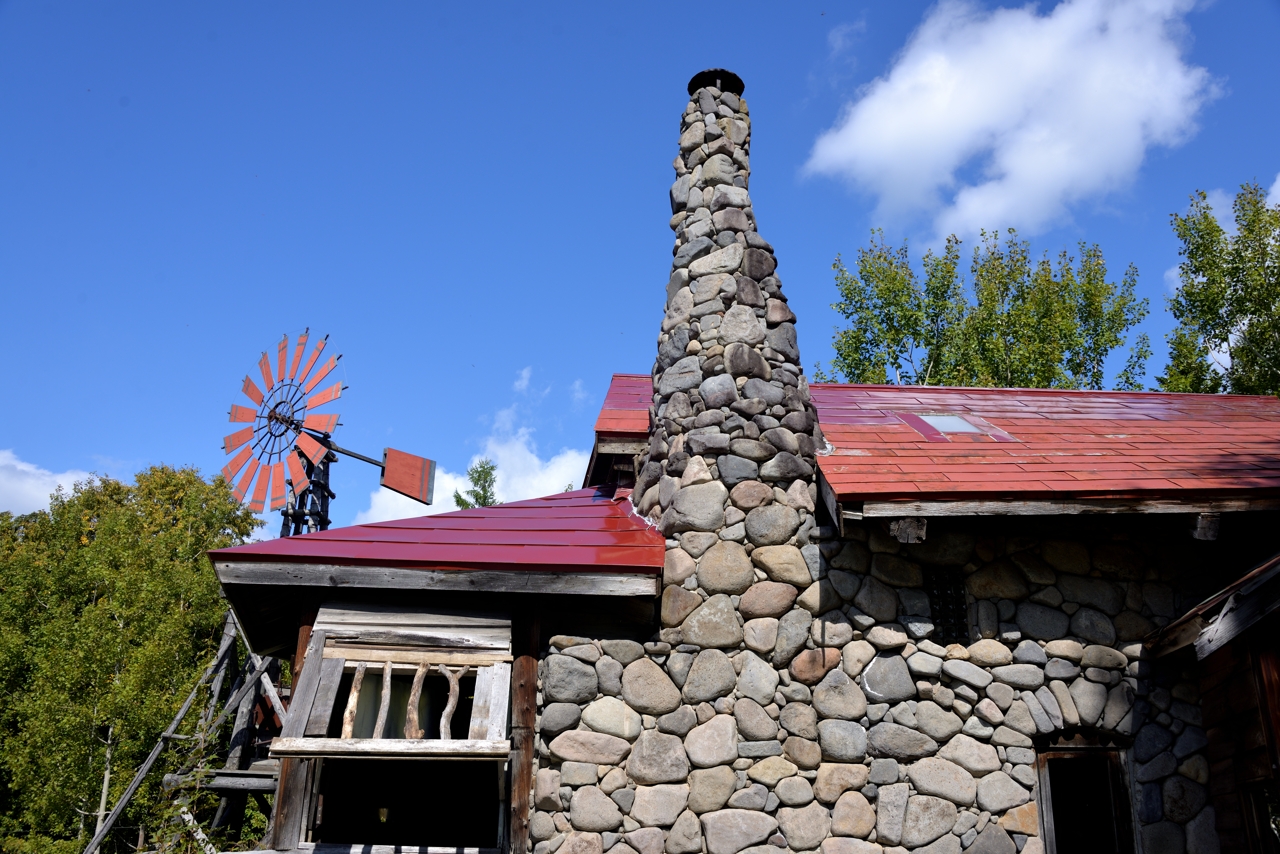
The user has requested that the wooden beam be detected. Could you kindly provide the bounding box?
[508,616,539,854]
[305,658,344,737]
[321,647,510,668]
[295,845,498,854]
[268,737,510,759]
[280,631,327,739]
[851,497,1280,518]
[215,561,660,597]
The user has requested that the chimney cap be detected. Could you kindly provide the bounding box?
[687,69,744,97]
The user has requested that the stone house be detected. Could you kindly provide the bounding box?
[210,70,1280,854]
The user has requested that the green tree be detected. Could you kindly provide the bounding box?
[817,228,1150,390]
[452,458,498,509]
[1159,183,1280,395]
[0,467,257,854]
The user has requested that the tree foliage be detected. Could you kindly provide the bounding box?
[1158,183,1280,395]
[0,467,257,854]
[817,229,1150,390]
[452,458,498,509]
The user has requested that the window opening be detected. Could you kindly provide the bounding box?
[1039,750,1134,854]
[312,758,501,847]
[924,565,969,645]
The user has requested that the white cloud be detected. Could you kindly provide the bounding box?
[513,367,532,393]
[1163,264,1181,294]
[806,0,1218,238]
[1204,188,1237,234]
[571,379,589,404]
[352,423,589,525]
[1268,172,1280,206]
[0,450,93,515]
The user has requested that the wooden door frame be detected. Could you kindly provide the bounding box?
[1036,744,1138,854]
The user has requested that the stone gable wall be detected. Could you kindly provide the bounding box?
[523,72,1221,854]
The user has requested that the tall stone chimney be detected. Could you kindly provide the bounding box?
[635,69,828,648]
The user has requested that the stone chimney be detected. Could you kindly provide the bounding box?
[634,69,828,648]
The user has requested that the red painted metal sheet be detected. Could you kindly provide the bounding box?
[277,336,288,383]
[258,352,275,392]
[269,462,286,511]
[590,374,1280,503]
[210,487,664,576]
[241,376,264,407]
[296,336,327,386]
[229,404,257,423]
[221,446,253,484]
[233,458,260,503]
[302,355,339,394]
[285,450,311,494]
[381,448,435,505]
[249,463,270,513]
[290,331,309,380]
[306,382,342,410]
[295,432,328,465]
[303,413,340,434]
[223,427,254,454]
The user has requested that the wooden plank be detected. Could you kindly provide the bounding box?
[485,661,511,741]
[405,663,428,739]
[321,647,510,667]
[315,602,510,630]
[857,497,1280,518]
[305,658,344,737]
[268,737,510,759]
[595,441,646,455]
[280,630,327,739]
[270,758,312,851]
[318,628,511,650]
[468,666,494,741]
[215,562,660,597]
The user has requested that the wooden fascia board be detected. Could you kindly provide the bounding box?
[842,497,1280,519]
[214,560,660,597]
[269,737,510,759]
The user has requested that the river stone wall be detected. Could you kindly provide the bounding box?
[524,72,1220,854]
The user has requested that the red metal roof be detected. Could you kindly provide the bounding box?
[595,374,1280,502]
[210,486,663,574]
[595,373,651,436]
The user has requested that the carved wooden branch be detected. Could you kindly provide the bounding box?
[372,661,393,739]
[404,663,427,739]
[340,662,367,739]
[436,664,470,740]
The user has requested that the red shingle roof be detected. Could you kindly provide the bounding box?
[210,486,663,574]
[595,374,1280,502]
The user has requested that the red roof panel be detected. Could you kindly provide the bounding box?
[210,487,664,574]
[594,375,1280,503]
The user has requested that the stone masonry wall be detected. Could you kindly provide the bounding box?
[523,72,1221,854]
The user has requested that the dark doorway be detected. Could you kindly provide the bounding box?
[312,758,501,847]
[1041,751,1134,854]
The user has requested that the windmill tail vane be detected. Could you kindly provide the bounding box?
[220,330,437,536]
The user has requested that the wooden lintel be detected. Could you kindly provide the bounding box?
[215,562,659,597]
[321,646,511,667]
[852,497,1280,518]
[596,441,646,455]
[268,737,510,759]
[281,845,499,854]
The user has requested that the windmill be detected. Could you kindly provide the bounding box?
[220,330,436,536]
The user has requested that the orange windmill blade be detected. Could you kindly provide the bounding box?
[220,331,342,524]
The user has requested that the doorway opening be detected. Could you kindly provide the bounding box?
[1038,748,1134,854]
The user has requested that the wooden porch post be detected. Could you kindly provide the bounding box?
[508,615,540,854]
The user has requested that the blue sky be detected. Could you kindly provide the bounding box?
[2,1,1278,528]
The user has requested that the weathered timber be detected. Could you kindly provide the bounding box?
[405,663,427,739]
[372,661,393,739]
[280,630,327,739]
[269,737,510,759]
[437,664,470,740]
[340,662,367,739]
[305,658,344,737]
[270,757,312,850]
[201,614,239,724]
[851,497,1280,518]
[468,666,493,741]
[322,647,510,667]
[215,561,659,597]
[232,617,287,723]
[508,616,538,854]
